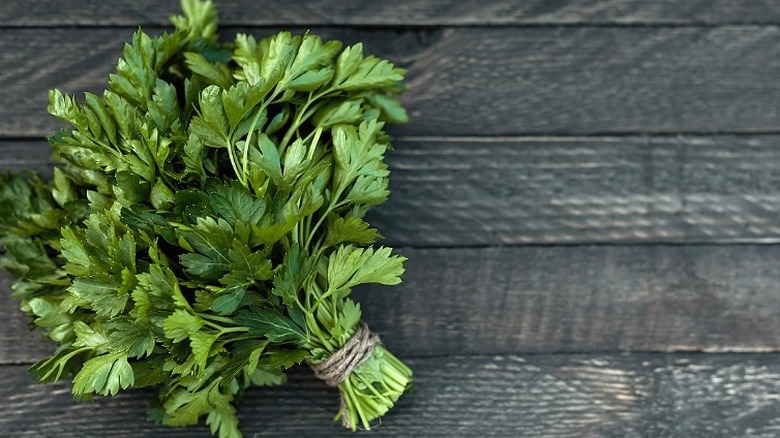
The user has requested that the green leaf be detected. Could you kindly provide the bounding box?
[209,286,246,315]
[132,261,188,326]
[148,79,181,132]
[72,321,109,350]
[69,272,129,317]
[151,178,175,210]
[163,385,213,427]
[115,171,152,204]
[338,299,362,335]
[120,205,176,243]
[178,217,234,281]
[207,402,241,438]
[72,352,134,396]
[260,348,308,369]
[183,132,207,178]
[283,34,340,87]
[170,0,220,45]
[286,67,333,91]
[131,360,168,388]
[30,344,87,383]
[327,245,406,291]
[312,99,363,128]
[334,43,364,85]
[235,308,307,345]
[108,30,157,107]
[184,52,232,88]
[270,246,313,307]
[220,339,270,384]
[190,86,229,148]
[163,310,204,343]
[331,121,391,205]
[249,365,286,386]
[48,89,88,131]
[221,244,272,286]
[28,297,73,343]
[249,134,283,187]
[190,330,220,371]
[324,216,382,247]
[180,252,226,281]
[206,181,266,227]
[260,32,295,87]
[366,92,408,124]
[334,54,405,91]
[52,168,78,208]
[105,320,156,358]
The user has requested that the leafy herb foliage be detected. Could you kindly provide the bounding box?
[0,1,412,436]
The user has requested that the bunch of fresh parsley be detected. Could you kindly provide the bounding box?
[0,0,411,436]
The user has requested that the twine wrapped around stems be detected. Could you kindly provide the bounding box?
[310,322,381,428]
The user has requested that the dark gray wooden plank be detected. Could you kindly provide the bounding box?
[8,27,780,137]
[0,142,52,174]
[1,353,779,437]
[4,244,780,364]
[6,1,780,26]
[10,135,780,246]
[375,135,780,245]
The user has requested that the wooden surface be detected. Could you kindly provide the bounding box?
[3,354,780,438]
[13,27,780,137]
[2,1,780,437]
[7,1,780,26]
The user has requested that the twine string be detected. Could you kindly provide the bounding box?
[310,322,381,428]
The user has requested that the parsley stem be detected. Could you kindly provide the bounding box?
[219,326,249,334]
[278,88,335,155]
[307,126,323,160]
[199,313,240,326]
[234,88,283,188]
[224,136,245,186]
[304,183,346,250]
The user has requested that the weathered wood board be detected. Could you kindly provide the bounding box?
[4,244,780,364]
[5,1,780,26]
[9,27,780,137]
[1,354,779,437]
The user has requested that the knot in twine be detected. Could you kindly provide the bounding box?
[310,322,381,387]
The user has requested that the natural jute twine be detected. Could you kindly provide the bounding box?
[310,322,381,428]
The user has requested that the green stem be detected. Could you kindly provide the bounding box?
[224,137,245,186]
[198,313,239,326]
[235,88,283,187]
[278,88,336,155]
[218,326,249,335]
[239,108,265,183]
[304,183,346,250]
[307,127,323,160]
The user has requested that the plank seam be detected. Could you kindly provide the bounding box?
[5,22,780,30]
[3,350,780,368]
[12,132,780,143]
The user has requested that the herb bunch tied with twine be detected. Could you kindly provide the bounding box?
[0,0,412,436]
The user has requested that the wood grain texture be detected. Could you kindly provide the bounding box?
[11,135,780,245]
[4,244,780,364]
[5,0,780,26]
[375,135,780,245]
[8,27,780,137]
[1,354,780,437]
